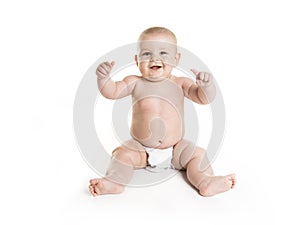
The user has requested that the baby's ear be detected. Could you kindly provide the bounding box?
[175,52,181,66]
[134,55,139,67]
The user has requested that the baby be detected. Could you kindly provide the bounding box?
[89,27,236,197]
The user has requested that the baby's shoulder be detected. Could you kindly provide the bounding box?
[123,75,141,84]
[171,75,194,86]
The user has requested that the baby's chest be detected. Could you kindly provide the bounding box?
[132,80,184,106]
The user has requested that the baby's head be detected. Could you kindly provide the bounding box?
[135,27,181,81]
[138,27,177,44]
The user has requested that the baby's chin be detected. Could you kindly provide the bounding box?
[142,74,170,82]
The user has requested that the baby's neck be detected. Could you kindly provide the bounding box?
[142,75,172,82]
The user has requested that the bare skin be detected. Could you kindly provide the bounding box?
[89,178,124,196]
[90,31,236,197]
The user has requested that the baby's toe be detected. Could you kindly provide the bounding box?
[94,185,101,196]
[228,174,237,188]
[89,178,99,185]
[89,186,94,194]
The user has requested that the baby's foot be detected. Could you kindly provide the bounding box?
[89,178,125,196]
[198,174,236,197]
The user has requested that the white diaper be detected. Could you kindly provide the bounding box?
[145,146,174,173]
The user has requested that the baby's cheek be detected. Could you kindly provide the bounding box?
[138,61,149,68]
[137,62,147,71]
[139,56,150,62]
[163,56,176,66]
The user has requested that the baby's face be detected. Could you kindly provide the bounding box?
[135,33,180,81]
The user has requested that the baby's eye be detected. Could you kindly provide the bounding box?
[142,52,151,57]
[160,51,168,55]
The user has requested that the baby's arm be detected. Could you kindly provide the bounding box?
[96,61,138,99]
[181,70,216,104]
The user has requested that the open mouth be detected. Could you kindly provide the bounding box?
[150,65,162,70]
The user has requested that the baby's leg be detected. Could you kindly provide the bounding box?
[172,140,236,197]
[89,139,147,196]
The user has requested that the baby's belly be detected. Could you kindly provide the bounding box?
[130,99,184,148]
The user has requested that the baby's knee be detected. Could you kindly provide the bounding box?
[112,147,135,164]
[192,147,207,158]
[172,140,208,170]
[111,139,147,167]
[172,139,197,170]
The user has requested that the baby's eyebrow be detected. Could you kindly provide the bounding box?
[159,46,177,51]
[158,48,167,51]
[140,48,151,51]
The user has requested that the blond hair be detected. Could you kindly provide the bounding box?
[138,27,177,43]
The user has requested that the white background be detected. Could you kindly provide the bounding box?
[1,0,299,224]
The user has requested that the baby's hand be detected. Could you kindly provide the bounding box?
[191,69,213,87]
[96,61,115,79]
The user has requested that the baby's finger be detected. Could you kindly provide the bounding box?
[207,73,213,83]
[204,73,209,82]
[97,65,107,74]
[103,61,115,73]
[102,62,112,73]
[190,69,200,76]
[196,79,205,87]
[199,72,205,81]
[97,62,108,72]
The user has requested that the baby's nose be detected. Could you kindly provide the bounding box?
[150,55,161,62]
